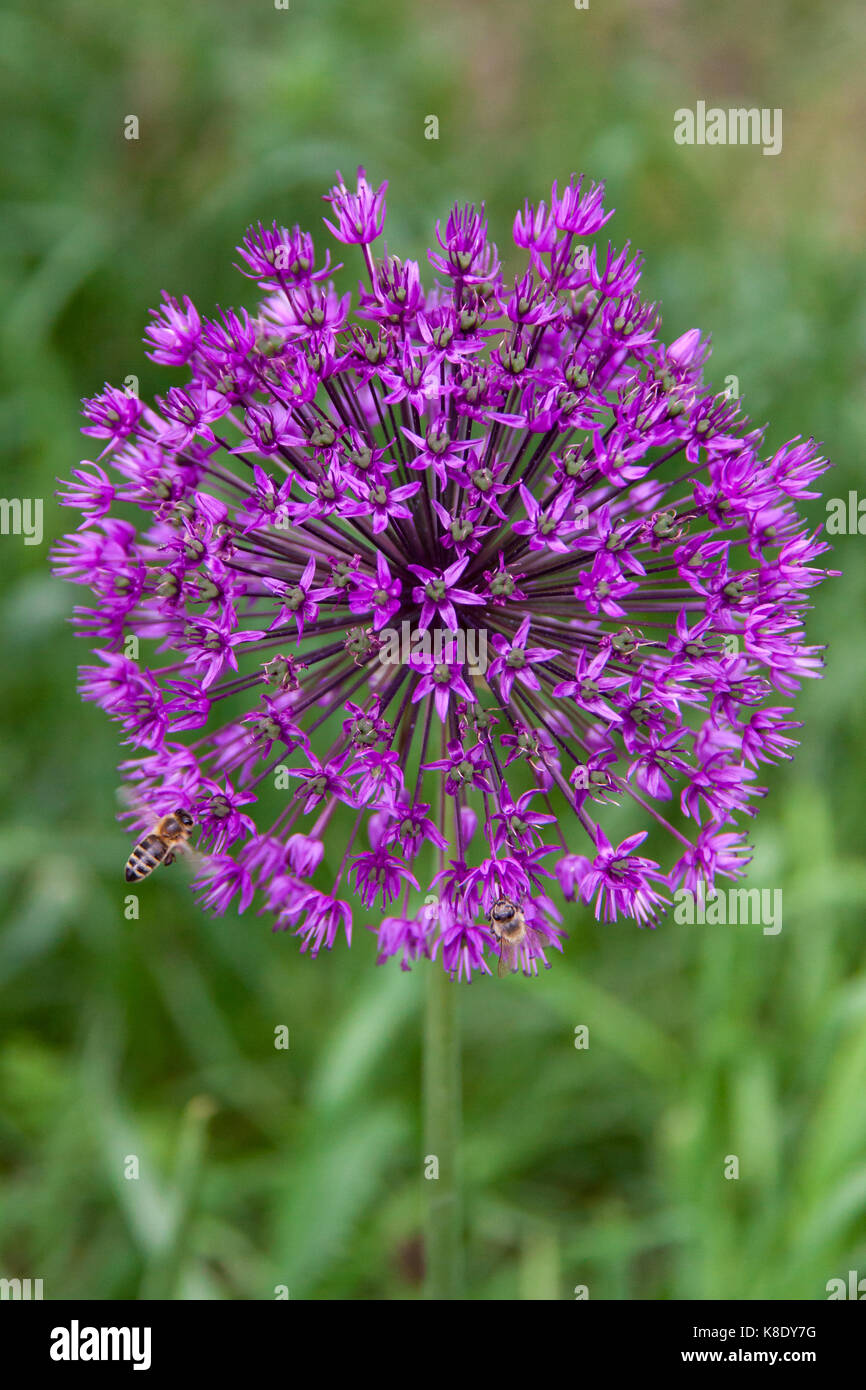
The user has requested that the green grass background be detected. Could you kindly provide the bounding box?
[1,0,865,1299]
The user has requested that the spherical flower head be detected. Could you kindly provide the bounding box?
[56,168,836,980]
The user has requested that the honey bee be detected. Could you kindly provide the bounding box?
[488,896,528,977]
[124,808,195,882]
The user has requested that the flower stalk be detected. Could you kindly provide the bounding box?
[423,951,463,1299]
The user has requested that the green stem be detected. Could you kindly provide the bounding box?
[422,730,463,1299]
[423,957,463,1299]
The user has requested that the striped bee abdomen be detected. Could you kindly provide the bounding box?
[125,833,169,882]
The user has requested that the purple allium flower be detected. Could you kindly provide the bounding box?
[56,167,836,978]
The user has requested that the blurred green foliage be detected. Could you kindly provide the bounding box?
[1,0,865,1300]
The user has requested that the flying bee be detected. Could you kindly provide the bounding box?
[488,895,528,978]
[124,808,195,882]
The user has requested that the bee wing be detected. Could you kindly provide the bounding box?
[168,840,206,874]
[498,937,520,977]
[116,784,160,834]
